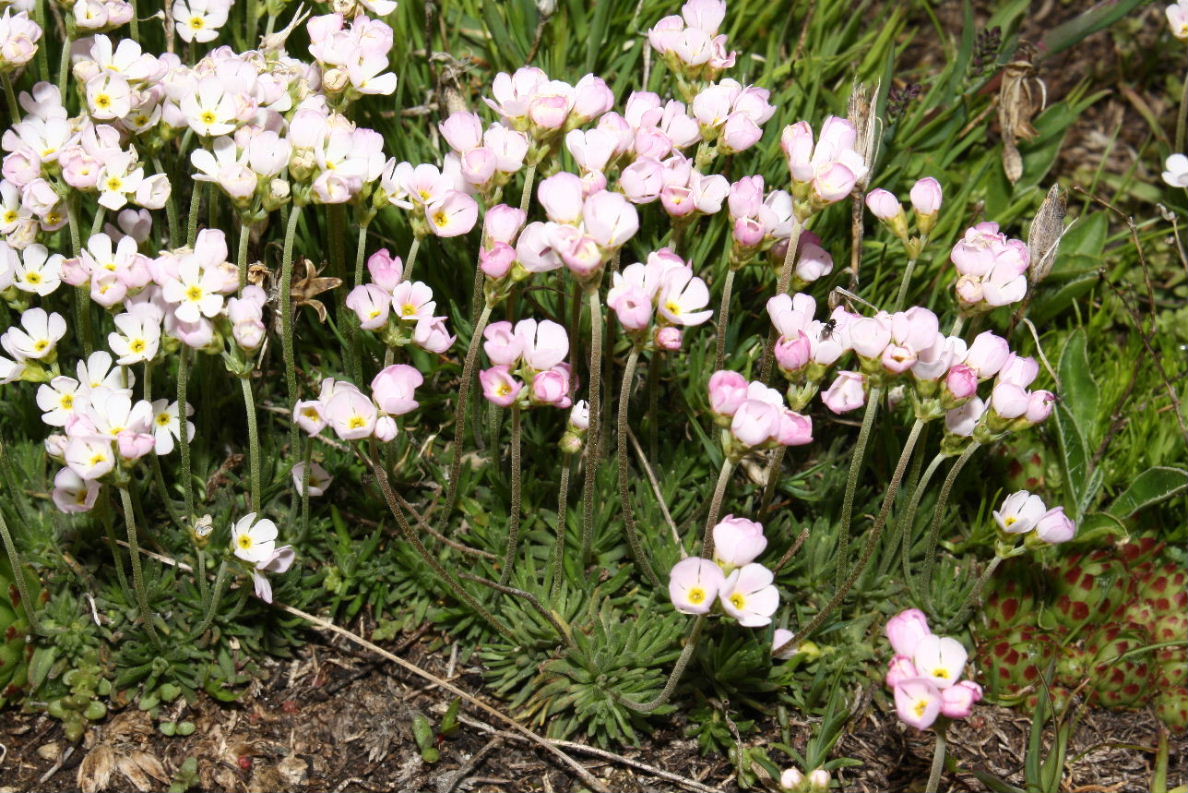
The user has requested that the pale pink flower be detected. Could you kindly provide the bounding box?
[668,556,724,615]
[719,563,779,627]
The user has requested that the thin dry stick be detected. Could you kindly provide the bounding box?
[625,426,685,556]
[771,526,811,573]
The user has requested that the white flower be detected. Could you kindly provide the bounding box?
[230,512,278,564]
[162,257,226,323]
[718,563,780,627]
[96,151,145,211]
[149,398,194,455]
[992,490,1047,535]
[1,307,67,361]
[76,350,133,394]
[108,310,161,365]
[65,435,116,481]
[36,375,81,427]
[1163,153,1188,188]
[292,461,333,497]
[179,76,239,137]
[85,72,132,121]
[172,0,231,43]
[12,244,63,296]
[911,634,969,690]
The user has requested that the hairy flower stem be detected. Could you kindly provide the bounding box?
[56,29,72,94]
[194,560,228,639]
[186,182,203,246]
[758,446,786,520]
[349,222,371,382]
[1178,65,1188,153]
[894,258,918,313]
[0,490,40,634]
[240,376,261,514]
[444,302,493,518]
[119,486,161,645]
[774,418,925,657]
[701,457,737,558]
[144,364,183,529]
[919,443,980,598]
[616,347,661,589]
[549,458,573,599]
[236,220,250,288]
[889,452,945,580]
[618,615,705,713]
[498,406,523,586]
[298,440,313,544]
[941,555,1003,633]
[579,287,605,564]
[926,724,948,793]
[401,236,422,281]
[364,445,513,639]
[713,268,736,372]
[645,353,660,461]
[153,157,181,247]
[177,347,194,517]
[834,387,882,588]
[758,219,804,383]
[518,164,537,214]
[2,75,20,124]
[279,205,302,452]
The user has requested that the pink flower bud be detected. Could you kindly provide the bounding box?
[997,353,1039,388]
[439,111,484,153]
[374,416,399,442]
[571,74,615,124]
[865,188,902,220]
[821,371,866,414]
[939,680,982,719]
[944,364,978,401]
[886,608,932,655]
[608,284,654,330]
[886,655,919,688]
[963,332,1010,379]
[483,204,528,245]
[774,331,812,374]
[990,382,1029,419]
[795,233,833,282]
[712,515,767,568]
[1025,390,1055,424]
[371,364,423,416]
[780,121,814,182]
[480,243,516,279]
[945,397,985,437]
[537,172,586,224]
[910,177,943,216]
[776,409,813,446]
[1035,506,1076,543]
[732,216,765,247]
[708,370,748,417]
[482,321,523,366]
[656,326,683,350]
[532,365,573,408]
[720,112,762,153]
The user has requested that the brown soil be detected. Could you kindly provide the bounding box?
[2,626,1185,793]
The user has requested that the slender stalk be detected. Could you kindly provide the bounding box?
[498,405,523,586]
[550,457,573,599]
[128,0,138,40]
[759,220,805,382]
[919,443,980,594]
[119,486,160,644]
[298,439,313,544]
[144,363,183,528]
[891,452,945,581]
[153,157,181,247]
[774,418,925,656]
[56,29,72,94]
[758,445,786,519]
[893,258,918,313]
[348,223,370,384]
[518,164,537,213]
[949,315,966,339]
[700,457,737,558]
[713,268,736,371]
[1178,63,1188,154]
[186,181,203,246]
[240,376,261,513]
[364,444,513,639]
[834,387,881,588]
[235,220,250,288]
[925,725,947,793]
[245,0,258,48]
[2,74,20,124]
[941,555,1003,632]
[771,525,811,574]
[279,206,302,451]
[88,207,106,238]
[402,236,422,281]
[68,198,93,355]
[617,616,705,713]
[34,0,48,82]
[444,303,494,517]
[579,287,605,563]
[101,494,132,599]
[0,497,40,634]
[616,347,661,589]
[194,559,228,638]
[645,352,660,462]
[177,347,194,517]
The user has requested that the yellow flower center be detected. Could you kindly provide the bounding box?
[190,15,205,28]
[432,210,449,227]
[88,452,108,466]
[933,667,950,680]
[95,93,112,109]
[33,339,49,352]
[302,408,320,419]
[687,587,706,605]
[496,383,513,397]
[130,339,147,353]
[156,413,171,426]
[1004,516,1017,527]
[729,593,747,610]
[24,272,42,284]
[665,300,681,315]
[401,303,418,317]
[348,415,367,429]
[3,210,17,223]
[237,534,254,550]
[914,700,929,718]
[60,394,74,409]
[186,285,204,302]
[200,110,217,125]
[105,177,123,192]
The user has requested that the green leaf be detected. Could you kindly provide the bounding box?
[1057,329,1100,444]
[1041,0,1149,58]
[1108,467,1188,518]
[1053,402,1092,521]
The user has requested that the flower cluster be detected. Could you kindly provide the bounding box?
[707,370,813,453]
[438,110,531,199]
[229,513,295,603]
[36,351,192,511]
[0,306,66,381]
[865,177,943,255]
[950,221,1030,313]
[307,13,399,102]
[778,767,831,793]
[294,367,423,442]
[993,490,1077,546]
[480,318,573,409]
[943,334,1056,444]
[781,116,869,212]
[345,248,455,354]
[647,0,737,86]
[484,67,614,147]
[885,609,983,730]
[0,9,41,72]
[606,248,713,350]
[668,516,780,627]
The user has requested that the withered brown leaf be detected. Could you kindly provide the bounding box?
[998,46,1048,184]
[1027,184,1068,285]
[290,258,342,323]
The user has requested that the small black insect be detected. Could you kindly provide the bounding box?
[820,318,838,340]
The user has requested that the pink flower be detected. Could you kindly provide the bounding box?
[945,397,985,437]
[775,410,813,446]
[479,365,523,407]
[484,205,528,245]
[538,172,586,224]
[371,364,423,416]
[821,371,866,414]
[571,73,615,124]
[346,284,392,330]
[1035,506,1076,544]
[515,222,563,273]
[912,634,968,690]
[990,382,1029,420]
[426,192,478,238]
[414,316,454,353]
[708,370,748,417]
[515,318,569,371]
[668,556,725,615]
[910,177,943,216]
[774,331,812,374]
[794,233,834,282]
[940,680,983,719]
[655,326,683,350]
[608,284,654,331]
[480,243,516,279]
[391,280,436,322]
[531,365,572,408]
[894,678,942,730]
[943,364,978,402]
[848,314,892,359]
[731,399,781,446]
[993,490,1046,534]
[997,354,1039,388]
[963,332,1010,379]
[483,321,523,366]
[582,190,639,250]
[711,515,767,568]
[886,608,932,656]
[886,656,919,689]
[1025,390,1055,424]
[324,386,379,440]
[865,188,902,220]
[719,563,779,627]
[439,111,484,153]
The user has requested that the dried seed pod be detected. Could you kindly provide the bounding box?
[997,44,1046,183]
[1027,183,1067,285]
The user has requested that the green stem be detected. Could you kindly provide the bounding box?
[298,439,313,545]
[349,222,370,384]
[444,302,494,518]
[235,219,250,289]
[835,387,881,588]
[240,376,261,513]
[759,219,804,382]
[616,347,661,589]
[153,157,181,247]
[618,616,705,713]
[714,268,736,372]
[1178,63,1188,154]
[128,0,139,41]
[550,458,573,599]
[194,559,228,638]
[2,74,20,124]
[119,486,160,645]
[402,236,422,281]
[279,205,302,452]
[519,164,537,214]
[580,287,605,564]
[894,258,918,313]
[56,28,72,94]
[186,181,204,246]
[892,452,945,581]
[0,495,40,635]
[925,724,947,793]
[775,418,925,656]
[758,446,786,520]
[498,405,523,586]
[645,352,660,462]
[941,555,1003,632]
[246,0,258,47]
[919,443,980,597]
[177,347,194,517]
[365,444,513,639]
[88,207,106,239]
[34,0,48,82]
[700,457,737,558]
